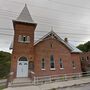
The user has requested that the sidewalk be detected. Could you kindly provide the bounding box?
[4,77,90,90]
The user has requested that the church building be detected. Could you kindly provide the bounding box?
[10,5,82,79]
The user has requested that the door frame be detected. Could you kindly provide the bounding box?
[16,56,29,78]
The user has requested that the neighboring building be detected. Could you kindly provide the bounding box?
[10,5,82,79]
[80,51,90,72]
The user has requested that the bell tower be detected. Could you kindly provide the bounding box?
[11,4,37,78]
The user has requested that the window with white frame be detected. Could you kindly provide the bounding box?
[50,55,55,69]
[41,58,45,70]
[18,35,30,43]
[72,61,76,69]
[59,58,64,69]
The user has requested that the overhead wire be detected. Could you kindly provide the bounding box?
[0,27,90,36]
[0,0,89,44]
[0,11,90,32]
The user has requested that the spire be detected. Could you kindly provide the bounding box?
[51,26,54,32]
[50,26,54,38]
[16,4,34,23]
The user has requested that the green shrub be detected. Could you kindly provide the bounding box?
[0,51,11,79]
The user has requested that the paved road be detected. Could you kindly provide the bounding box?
[58,83,90,90]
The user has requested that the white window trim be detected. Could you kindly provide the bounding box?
[41,68,46,71]
[50,68,56,70]
[73,67,76,69]
[50,55,55,69]
[18,35,30,43]
[60,68,64,70]
[59,59,64,69]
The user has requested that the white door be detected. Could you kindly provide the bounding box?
[17,61,28,77]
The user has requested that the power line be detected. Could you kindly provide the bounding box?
[0,19,86,32]
[0,31,90,42]
[0,33,13,36]
[0,27,90,36]
[5,0,90,11]
[0,11,90,31]
[0,8,89,28]
[0,1,90,27]
[0,0,90,30]
[0,33,88,43]
[48,0,90,10]
[30,4,90,17]
[0,12,89,35]
[0,3,90,29]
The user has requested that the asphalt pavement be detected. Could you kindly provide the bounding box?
[58,83,90,90]
[4,77,90,90]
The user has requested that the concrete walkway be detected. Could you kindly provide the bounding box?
[4,77,90,90]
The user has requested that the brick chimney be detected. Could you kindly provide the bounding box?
[64,38,68,43]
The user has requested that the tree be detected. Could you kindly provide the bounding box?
[77,41,90,52]
[0,51,11,79]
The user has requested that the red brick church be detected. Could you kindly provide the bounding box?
[10,5,82,79]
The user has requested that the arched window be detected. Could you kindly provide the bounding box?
[19,57,27,61]
[72,61,76,69]
[59,58,64,69]
[29,61,34,70]
[41,58,45,70]
[50,55,55,69]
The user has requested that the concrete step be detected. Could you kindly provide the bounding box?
[13,78,32,83]
[8,82,34,87]
[8,78,34,87]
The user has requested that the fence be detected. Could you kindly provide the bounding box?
[0,79,7,86]
[4,71,90,86]
[33,71,90,85]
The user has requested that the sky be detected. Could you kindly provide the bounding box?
[0,0,90,52]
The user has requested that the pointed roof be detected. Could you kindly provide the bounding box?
[16,4,34,23]
[10,30,82,53]
[34,31,82,53]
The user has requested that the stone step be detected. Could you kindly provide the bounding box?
[8,82,34,87]
[8,78,34,87]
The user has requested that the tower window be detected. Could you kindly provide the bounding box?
[18,35,30,43]
[59,58,64,69]
[23,36,27,42]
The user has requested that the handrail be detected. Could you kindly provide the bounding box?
[6,72,14,87]
[33,71,90,85]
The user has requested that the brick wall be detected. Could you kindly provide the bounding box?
[34,37,81,76]
[11,22,36,78]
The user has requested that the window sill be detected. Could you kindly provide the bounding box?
[41,69,46,70]
[50,68,56,70]
[73,67,76,69]
[18,41,30,43]
[60,68,64,70]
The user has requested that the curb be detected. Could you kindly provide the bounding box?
[49,82,90,90]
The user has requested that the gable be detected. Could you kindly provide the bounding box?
[34,36,71,53]
[34,31,82,53]
[10,30,82,53]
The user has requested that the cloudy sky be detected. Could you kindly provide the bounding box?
[0,0,90,52]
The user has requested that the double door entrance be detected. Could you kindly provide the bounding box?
[17,57,28,77]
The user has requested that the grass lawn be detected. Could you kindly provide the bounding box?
[0,86,5,90]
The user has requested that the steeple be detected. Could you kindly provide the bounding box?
[16,4,34,23]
